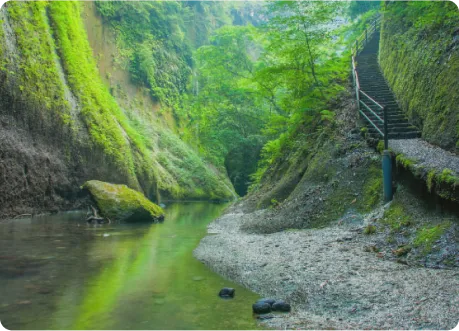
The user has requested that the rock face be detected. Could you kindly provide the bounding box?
[82,180,165,222]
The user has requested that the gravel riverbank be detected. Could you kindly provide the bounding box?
[194,203,459,330]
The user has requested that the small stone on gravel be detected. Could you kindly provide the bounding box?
[272,300,291,312]
[253,302,272,314]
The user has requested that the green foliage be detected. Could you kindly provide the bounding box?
[94,1,247,112]
[348,1,381,19]
[2,1,235,200]
[95,1,193,108]
[185,25,268,168]
[384,1,459,31]
[246,2,353,185]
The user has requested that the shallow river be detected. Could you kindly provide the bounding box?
[0,203,260,330]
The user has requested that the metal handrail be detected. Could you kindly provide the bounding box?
[359,100,384,124]
[351,13,389,149]
[351,14,381,56]
[359,109,384,137]
[351,13,393,202]
[359,90,384,110]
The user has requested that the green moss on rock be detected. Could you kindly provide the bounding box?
[363,224,377,235]
[380,2,459,151]
[83,180,165,222]
[382,202,412,232]
[413,222,451,255]
[0,1,235,202]
[359,165,383,213]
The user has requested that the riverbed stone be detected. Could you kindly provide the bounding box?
[218,287,235,298]
[272,300,291,312]
[256,298,276,306]
[252,302,272,314]
[82,180,164,222]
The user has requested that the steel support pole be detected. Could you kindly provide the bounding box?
[383,106,388,149]
[382,150,393,202]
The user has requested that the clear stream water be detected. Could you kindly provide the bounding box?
[0,202,261,330]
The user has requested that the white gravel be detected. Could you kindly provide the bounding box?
[194,206,459,330]
[390,139,459,175]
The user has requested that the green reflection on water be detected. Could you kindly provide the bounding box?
[0,202,260,330]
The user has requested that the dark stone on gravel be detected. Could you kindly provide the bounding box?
[256,298,276,306]
[218,287,235,298]
[253,302,272,314]
[272,300,291,312]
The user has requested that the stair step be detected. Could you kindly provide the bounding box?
[356,30,419,140]
[367,131,422,139]
[366,115,407,121]
[368,126,417,134]
[364,113,407,121]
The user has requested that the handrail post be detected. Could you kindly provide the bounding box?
[382,106,393,202]
[356,86,360,104]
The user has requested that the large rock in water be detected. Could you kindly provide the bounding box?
[82,180,164,222]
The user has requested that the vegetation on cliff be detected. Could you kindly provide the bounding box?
[379,1,459,151]
[0,0,457,215]
[0,1,235,205]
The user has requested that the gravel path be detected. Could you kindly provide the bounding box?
[194,206,459,330]
[390,139,459,175]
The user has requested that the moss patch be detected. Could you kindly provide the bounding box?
[359,165,383,213]
[363,224,377,235]
[381,202,412,233]
[413,222,451,254]
[83,180,164,222]
[394,150,459,202]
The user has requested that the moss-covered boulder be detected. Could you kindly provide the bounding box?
[82,180,164,222]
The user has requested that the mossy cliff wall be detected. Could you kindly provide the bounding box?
[0,1,234,217]
[379,1,459,152]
